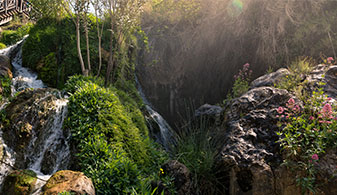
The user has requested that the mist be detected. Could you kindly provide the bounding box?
[137,0,337,125]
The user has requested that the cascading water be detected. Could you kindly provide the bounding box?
[135,76,175,150]
[0,38,70,194]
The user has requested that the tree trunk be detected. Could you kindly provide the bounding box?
[105,27,114,86]
[76,18,87,76]
[84,14,91,73]
[96,16,103,77]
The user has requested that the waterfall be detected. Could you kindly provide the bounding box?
[135,76,175,150]
[0,38,70,193]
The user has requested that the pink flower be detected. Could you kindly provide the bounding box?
[286,98,295,109]
[311,154,319,160]
[309,116,315,120]
[327,57,334,63]
[321,103,333,118]
[277,106,284,114]
[288,98,295,105]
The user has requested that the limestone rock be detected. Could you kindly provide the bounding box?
[161,160,191,195]
[306,65,337,99]
[0,54,12,70]
[220,87,299,195]
[250,68,290,89]
[195,104,224,125]
[42,170,95,195]
[1,169,37,195]
[216,66,337,194]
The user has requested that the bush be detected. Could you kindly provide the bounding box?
[0,42,6,49]
[276,57,314,94]
[224,63,252,104]
[0,76,12,99]
[22,17,99,88]
[64,76,168,194]
[0,23,32,46]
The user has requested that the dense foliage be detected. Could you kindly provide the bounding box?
[0,23,32,46]
[22,17,98,88]
[64,75,168,194]
[0,76,12,100]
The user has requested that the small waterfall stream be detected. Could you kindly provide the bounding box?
[135,76,175,150]
[0,39,70,193]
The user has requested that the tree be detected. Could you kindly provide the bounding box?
[104,0,147,85]
[61,0,89,76]
[29,0,67,20]
[91,0,106,77]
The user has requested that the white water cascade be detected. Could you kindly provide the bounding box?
[135,76,176,150]
[0,39,70,194]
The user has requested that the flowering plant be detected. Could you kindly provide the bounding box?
[277,88,337,193]
[230,63,252,97]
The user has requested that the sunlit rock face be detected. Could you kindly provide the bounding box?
[220,87,296,195]
[42,170,95,195]
[307,65,337,100]
[209,66,337,195]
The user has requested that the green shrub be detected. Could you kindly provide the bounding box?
[63,75,104,94]
[0,76,12,99]
[64,77,168,194]
[173,116,225,194]
[0,42,6,49]
[0,23,32,45]
[276,57,314,95]
[22,17,98,88]
[224,63,252,104]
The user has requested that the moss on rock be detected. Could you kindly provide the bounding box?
[1,169,37,195]
[42,170,95,195]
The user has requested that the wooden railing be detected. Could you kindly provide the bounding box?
[0,0,30,25]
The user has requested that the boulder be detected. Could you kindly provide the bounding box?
[1,169,37,195]
[250,68,290,89]
[217,69,337,194]
[219,87,299,194]
[42,170,95,195]
[0,65,12,79]
[0,55,13,84]
[306,65,337,99]
[0,54,12,70]
[161,160,192,195]
[194,104,224,125]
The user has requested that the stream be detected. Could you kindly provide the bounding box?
[0,38,174,193]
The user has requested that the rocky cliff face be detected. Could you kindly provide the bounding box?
[210,65,337,195]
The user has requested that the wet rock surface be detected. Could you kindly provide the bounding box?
[1,169,37,195]
[42,170,95,195]
[2,88,63,169]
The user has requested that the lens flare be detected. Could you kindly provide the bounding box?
[232,0,243,10]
